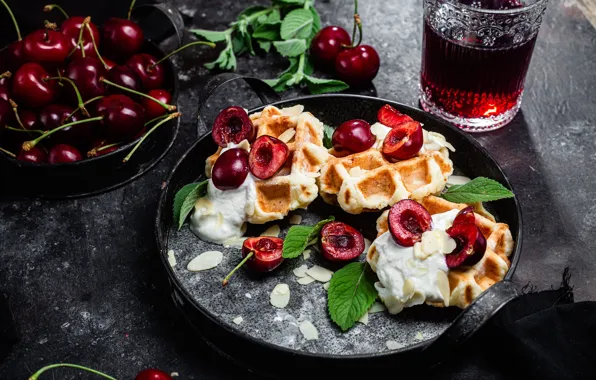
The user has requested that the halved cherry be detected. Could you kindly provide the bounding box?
[248,135,289,179]
[331,119,375,153]
[388,199,432,247]
[382,121,424,161]
[212,106,254,147]
[445,223,486,268]
[211,148,249,190]
[453,206,475,226]
[377,104,413,127]
[320,221,365,262]
[222,237,284,286]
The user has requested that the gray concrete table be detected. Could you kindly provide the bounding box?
[1,0,595,378]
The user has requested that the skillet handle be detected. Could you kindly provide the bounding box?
[131,3,185,49]
[423,280,519,369]
[196,73,281,137]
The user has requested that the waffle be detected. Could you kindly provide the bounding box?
[318,147,454,214]
[367,195,514,309]
[205,105,329,224]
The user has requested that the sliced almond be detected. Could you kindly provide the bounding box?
[414,332,424,341]
[369,302,387,314]
[293,264,309,278]
[323,282,330,291]
[386,340,404,350]
[297,275,316,285]
[402,278,415,297]
[194,197,214,216]
[348,166,366,177]
[233,316,243,325]
[436,270,450,307]
[270,284,290,308]
[167,250,177,267]
[278,128,296,143]
[306,265,333,283]
[261,224,281,237]
[223,237,248,249]
[289,214,302,225]
[302,249,311,260]
[446,175,471,187]
[245,293,252,299]
[413,242,431,260]
[299,320,319,340]
[364,238,372,254]
[358,312,369,325]
[187,251,223,272]
[421,231,441,256]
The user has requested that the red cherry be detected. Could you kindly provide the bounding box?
[211,148,249,190]
[388,199,432,247]
[377,104,414,128]
[126,53,164,90]
[23,29,69,66]
[248,135,289,179]
[0,98,14,127]
[12,63,59,108]
[335,45,380,86]
[0,74,12,102]
[211,106,254,147]
[65,57,107,101]
[320,221,365,262]
[105,65,142,94]
[135,369,172,380]
[102,18,144,59]
[48,143,82,163]
[1,41,25,71]
[382,121,424,161]
[17,146,47,163]
[39,104,94,147]
[311,26,351,69]
[331,119,375,153]
[141,89,172,120]
[103,58,117,70]
[60,16,101,60]
[242,237,284,272]
[18,110,39,130]
[94,95,145,141]
[453,206,476,226]
[445,223,487,268]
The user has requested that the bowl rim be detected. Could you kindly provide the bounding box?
[155,93,523,360]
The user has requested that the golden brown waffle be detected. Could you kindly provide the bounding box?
[205,105,329,224]
[318,147,454,214]
[367,195,514,309]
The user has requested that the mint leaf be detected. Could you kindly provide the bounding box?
[265,9,281,24]
[323,124,334,149]
[173,181,209,230]
[258,40,272,52]
[440,177,514,203]
[328,262,378,331]
[282,216,335,258]
[253,24,280,41]
[281,57,299,75]
[205,43,236,71]
[274,0,306,5]
[237,5,267,20]
[264,72,294,92]
[303,55,314,75]
[309,7,321,40]
[273,39,307,57]
[305,75,349,94]
[189,29,228,42]
[280,9,314,40]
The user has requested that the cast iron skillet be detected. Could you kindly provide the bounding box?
[0,4,184,199]
[156,74,522,378]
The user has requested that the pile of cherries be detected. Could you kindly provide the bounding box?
[388,199,487,268]
[0,0,204,164]
[332,104,424,161]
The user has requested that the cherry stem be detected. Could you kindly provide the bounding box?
[0,146,16,158]
[100,77,177,112]
[23,116,102,151]
[222,251,254,287]
[0,71,11,79]
[8,99,25,129]
[0,0,22,40]
[85,21,109,69]
[68,17,88,58]
[123,112,180,163]
[28,363,116,380]
[66,95,104,121]
[144,113,169,126]
[351,0,358,44]
[5,126,45,134]
[149,41,216,69]
[87,141,122,157]
[127,0,137,20]
[43,4,69,19]
[44,76,89,116]
[44,20,58,31]
[344,0,362,49]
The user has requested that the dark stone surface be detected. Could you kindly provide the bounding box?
[1,0,595,379]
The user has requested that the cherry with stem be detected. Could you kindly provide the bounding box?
[0,0,24,70]
[22,116,102,151]
[43,4,69,19]
[66,95,104,121]
[100,77,176,112]
[28,363,116,380]
[123,112,180,162]
[85,21,110,69]
[43,76,89,116]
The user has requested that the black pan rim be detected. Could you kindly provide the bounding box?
[155,93,523,360]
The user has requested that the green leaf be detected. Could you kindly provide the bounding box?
[273,39,307,57]
[280,9,314,40]
[258,40,272,52]
[281,57,299,75]
[328,262,378,331]
[303,55,314,75]
[253,24,281,41]
[304,75,349,94]
[265,9,281,24]
[173,181,209,230]
[440,177,515,204]
[236,23,254,55]
[189,29,228,43]
[264,72,295,92]
[237,5,267,20]
[274,0,306,4]
[282,216,335,258]
[204,43,237,71]
[323,124,334,149]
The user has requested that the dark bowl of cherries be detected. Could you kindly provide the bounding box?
[0,1,212,198]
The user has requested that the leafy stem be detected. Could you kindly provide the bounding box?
[29,363,116,380]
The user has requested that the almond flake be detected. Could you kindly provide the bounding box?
[348,166,366,177]
[436,270,450,307]
[167,250,177,267]
[223,237,248,249]
[369,302,387,314]
[358,312,369,325]
[261,225,281,237]
[289,214,302,225]
[446,175,471,187]
[302,249,311,260]
[299,320,319,341]
[386,340,404,350]
[323,282,330,291]
[278,128,296,143]
[245,293,252,299]
[297,275,316,285]
[306,265,333,283]
[187,251,223,272]
[194,197,214,216]
[233,316,243,325]
[270,284,290,308]
[293,264,309,278]
[414,332,424,341]
[364,238,372,254]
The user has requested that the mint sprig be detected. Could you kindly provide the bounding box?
[173,181,209,230]
[190,0,348,94]
[328,262,378,331]
[440,177,514,204]
[323,124,334,149]
[282,216,335,258]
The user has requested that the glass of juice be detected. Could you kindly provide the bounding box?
[420,0,549,132]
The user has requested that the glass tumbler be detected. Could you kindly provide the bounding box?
[420,0,549,132]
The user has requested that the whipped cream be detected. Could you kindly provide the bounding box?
[371,209,459,314]
[190,143,256,244]
[370,122,455,154]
